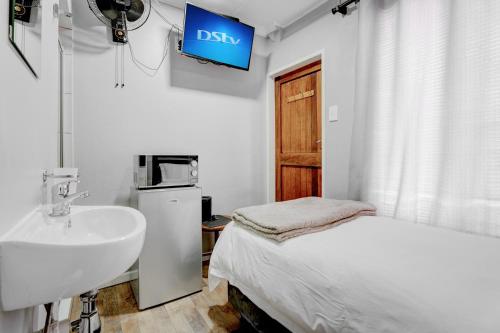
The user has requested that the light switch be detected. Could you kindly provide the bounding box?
[329,105,338,122]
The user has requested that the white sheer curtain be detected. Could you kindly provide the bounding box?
[349,0,500,237]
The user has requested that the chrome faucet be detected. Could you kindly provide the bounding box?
[51,185,89,217]
[43,170,89,217]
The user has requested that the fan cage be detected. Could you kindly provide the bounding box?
[87,0,151,31]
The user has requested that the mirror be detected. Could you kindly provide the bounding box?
[8,0,42,78]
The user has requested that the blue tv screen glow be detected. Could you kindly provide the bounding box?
[181,3,255,71]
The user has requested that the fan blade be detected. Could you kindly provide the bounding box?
[95,0,120,20]
[126,0,144,22]
[102,9,120,20]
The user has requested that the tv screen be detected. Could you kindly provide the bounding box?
[181,3,255,71]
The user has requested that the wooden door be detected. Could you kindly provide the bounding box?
[275,61,322,201]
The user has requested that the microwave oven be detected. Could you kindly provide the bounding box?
[134,155,198,189]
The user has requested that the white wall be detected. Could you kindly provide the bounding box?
[72,3,358,210]
[0,0,60,331]
[267,12,358,200]
[72,3,269,213]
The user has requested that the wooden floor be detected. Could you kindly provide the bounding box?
[70,278,241,333]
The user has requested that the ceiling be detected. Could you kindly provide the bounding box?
[158,0,329,37]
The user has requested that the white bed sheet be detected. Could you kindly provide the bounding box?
[209,216,500,333]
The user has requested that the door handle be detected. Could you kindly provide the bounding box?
[316,140,321,144]
[168,199,179,203]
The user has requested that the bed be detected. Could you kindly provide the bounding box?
[209,216,500,333]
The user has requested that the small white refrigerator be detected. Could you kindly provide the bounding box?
[131,186,202,310]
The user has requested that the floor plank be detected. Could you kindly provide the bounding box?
[69,277,241,333]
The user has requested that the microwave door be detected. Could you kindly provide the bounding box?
[159,163,189,186]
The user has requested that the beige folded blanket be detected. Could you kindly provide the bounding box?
[232,197,376,241]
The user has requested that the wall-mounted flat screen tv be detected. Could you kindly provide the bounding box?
[181,3,255,71]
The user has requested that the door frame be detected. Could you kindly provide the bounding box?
[266,50,326,203]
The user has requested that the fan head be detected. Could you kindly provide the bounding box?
[87,0,150,31]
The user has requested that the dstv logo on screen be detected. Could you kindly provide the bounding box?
[197,30,241,46]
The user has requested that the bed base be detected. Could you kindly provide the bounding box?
[228,284,291,333]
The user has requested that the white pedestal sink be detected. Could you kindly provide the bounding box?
[0,206,146,311]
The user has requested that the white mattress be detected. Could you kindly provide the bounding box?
[208,216,500,333]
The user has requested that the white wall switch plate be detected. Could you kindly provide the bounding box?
[329,105,339,122]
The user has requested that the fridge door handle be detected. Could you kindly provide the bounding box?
[168,199,179,203]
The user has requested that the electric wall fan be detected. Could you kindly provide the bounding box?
[87,0,150,43]
[87,0,151,87]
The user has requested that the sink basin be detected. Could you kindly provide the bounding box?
[0,206,146,311]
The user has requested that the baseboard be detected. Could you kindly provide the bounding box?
[99,269,138,289]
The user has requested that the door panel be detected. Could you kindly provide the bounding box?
[281,166,322,201]
[276,61,322,201]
